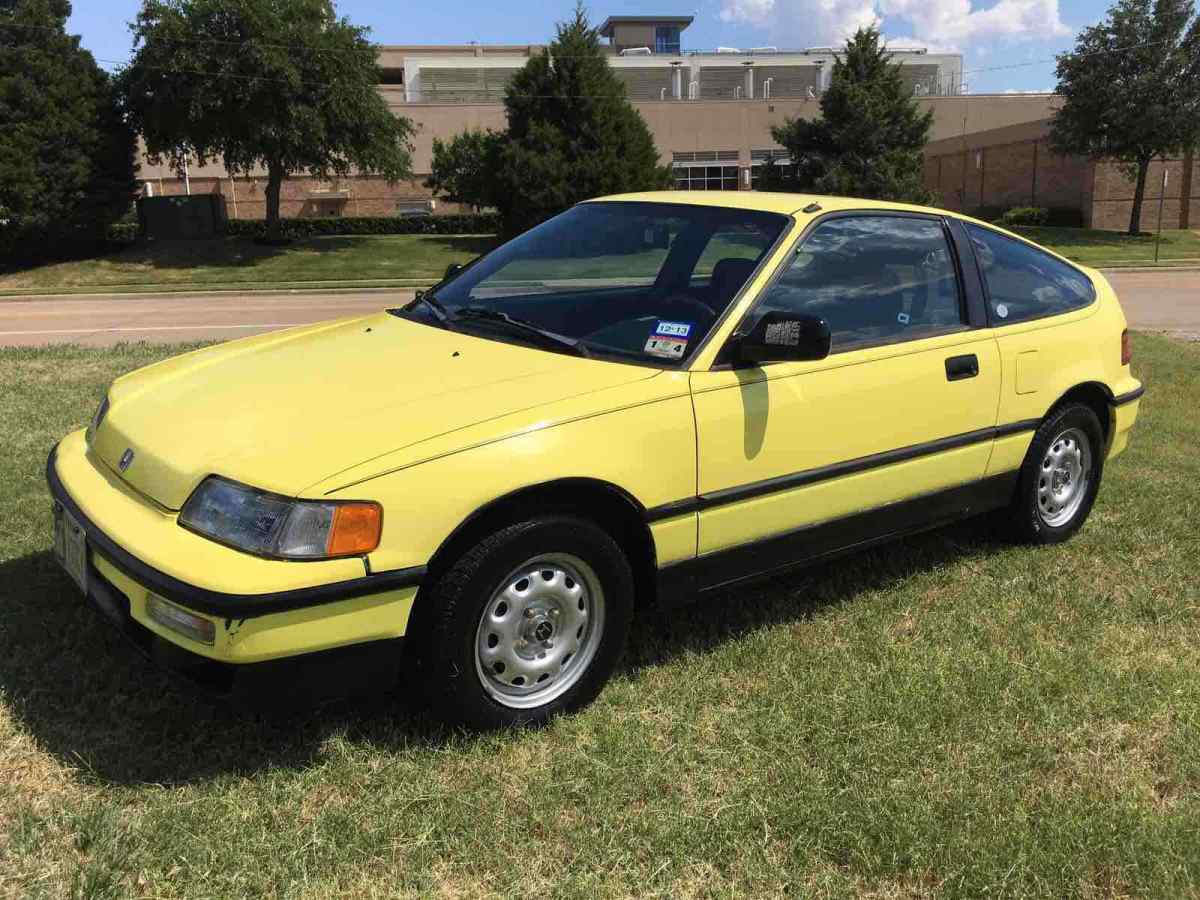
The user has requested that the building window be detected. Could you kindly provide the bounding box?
[655,26,681,54]
[672,151,740,190]
[750,149,795,190]
[674,165,740,191]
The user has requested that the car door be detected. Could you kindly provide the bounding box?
[689,212,1003,573]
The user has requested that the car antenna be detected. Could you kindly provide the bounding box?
[802,201,822,213]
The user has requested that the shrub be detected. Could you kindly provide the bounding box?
[221,214,498,239]
[1044,207,1084,228]
[970,206,1005,223]
[106,222,141,245]
[998,207,1049,227]
[0,222,141,271]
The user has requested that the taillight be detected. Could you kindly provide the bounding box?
[1121,329,1131,366]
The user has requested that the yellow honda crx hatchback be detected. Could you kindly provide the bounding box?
[49,193,1143,728]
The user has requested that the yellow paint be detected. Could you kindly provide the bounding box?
[987,432,1036,477]
[51,192,1141,671]
[1014,350,1041,395]
[690,330,1002,553]
[92,553,415,664]
[1109,399,1140,461]
[57,430,365,595]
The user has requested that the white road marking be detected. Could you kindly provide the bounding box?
[0,323,296,337]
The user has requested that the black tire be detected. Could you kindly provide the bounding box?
[406,514,634,730]
[1003,402,1105,545]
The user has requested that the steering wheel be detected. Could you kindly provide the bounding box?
[659,292,718,327]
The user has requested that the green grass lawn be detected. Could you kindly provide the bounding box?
[0,234,496,296]
[1016,226,1200,266]
[1,226,1195,298]
[1,336,1198,898]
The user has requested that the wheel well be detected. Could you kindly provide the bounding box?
[1050,382,1112,444]
[422,479,658,609]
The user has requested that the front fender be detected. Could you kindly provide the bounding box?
[312,375,697,576]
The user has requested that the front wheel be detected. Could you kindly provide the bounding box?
[1003,402,1105,544]
[408,515,634,730]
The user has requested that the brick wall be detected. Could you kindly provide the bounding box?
[923,133,1091,219]
[1089,150,1197,231]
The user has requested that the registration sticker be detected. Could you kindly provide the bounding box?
[644,335,688,360]
[654,320,692,338]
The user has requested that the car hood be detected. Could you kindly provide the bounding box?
[92,312,658,510]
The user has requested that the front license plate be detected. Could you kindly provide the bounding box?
[53,503,88,596]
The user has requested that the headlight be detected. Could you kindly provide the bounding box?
[179,476,382,560]
[86,394,110,445]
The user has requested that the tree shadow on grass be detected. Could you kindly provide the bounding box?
[0,519,1006,787]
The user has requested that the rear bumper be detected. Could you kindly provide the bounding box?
[47,435,424,671]
[1107,382,1144,460]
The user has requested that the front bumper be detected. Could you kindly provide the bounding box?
[47,432,425,681]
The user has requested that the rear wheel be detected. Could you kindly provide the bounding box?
[408,514,633,730]
[1003,402,1104,544]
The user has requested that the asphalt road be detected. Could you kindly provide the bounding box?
[0,289,414,347]
[1104,270,1200,340]
[0,269,1195,347]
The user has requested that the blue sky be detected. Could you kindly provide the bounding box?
[68,0,1111,94]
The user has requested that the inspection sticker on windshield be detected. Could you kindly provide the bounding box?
[644,335,688,360]
[654,321,692,338]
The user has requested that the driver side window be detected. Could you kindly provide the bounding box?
[754,215,966,352]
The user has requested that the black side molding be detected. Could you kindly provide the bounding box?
[1112,385,1145,406]
[656,472,1019,603]
[46,445,425,620]
[646,420,1040,522]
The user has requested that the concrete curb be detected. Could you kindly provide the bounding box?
[1100,265,1200,274]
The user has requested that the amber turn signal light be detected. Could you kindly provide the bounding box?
[327,503,383,556]
[1121,329,1131,366]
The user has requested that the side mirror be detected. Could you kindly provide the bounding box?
[732,311,831,367]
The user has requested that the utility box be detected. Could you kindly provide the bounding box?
[137,194,228,239]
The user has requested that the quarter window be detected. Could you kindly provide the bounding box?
[966,224,1094,325]
[754,215,965,352]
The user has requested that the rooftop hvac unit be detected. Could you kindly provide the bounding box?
[620,46,652,56]
[716,46,741,53]
[750,46,779,53]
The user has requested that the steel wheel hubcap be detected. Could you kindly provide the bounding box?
[1037,427,1091,527]
[474,553,605,709]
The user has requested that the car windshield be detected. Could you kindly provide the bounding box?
[397,201,789,366]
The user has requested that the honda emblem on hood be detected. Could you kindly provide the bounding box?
[118,448,135,472]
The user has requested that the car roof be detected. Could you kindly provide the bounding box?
[591,190,963,220]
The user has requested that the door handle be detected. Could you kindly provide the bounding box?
[945,354,979,381]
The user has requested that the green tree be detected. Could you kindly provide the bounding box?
[0,0,137,261]
[1051,0,1200,234]
[427,7,672,237]
[120,0,415,240]
[767,27,934,204]
[426,129,505,212]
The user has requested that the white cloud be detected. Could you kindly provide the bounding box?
[883,34,961,54]
[716,0,1070,50]
[719,0,777,27]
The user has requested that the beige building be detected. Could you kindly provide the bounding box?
[137,13,1196,230]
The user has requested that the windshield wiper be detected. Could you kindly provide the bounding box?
[412,291,452,324]
[453,308,590,358]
